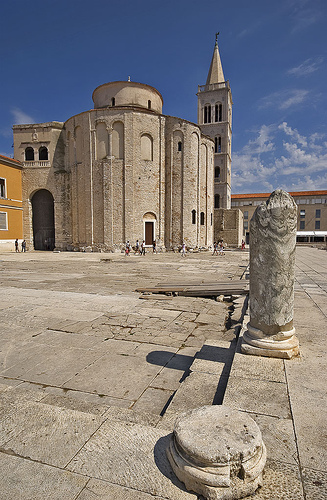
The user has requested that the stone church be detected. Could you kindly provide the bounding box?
[13,39,234,251]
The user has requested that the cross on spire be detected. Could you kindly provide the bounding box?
[215,32,220,44]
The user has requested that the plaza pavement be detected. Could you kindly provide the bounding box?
[0,247,325,499]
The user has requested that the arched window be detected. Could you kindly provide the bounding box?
[96,122,108,160]
[215,103,222,122]
[25,147,34,161]
[200,212,205,225]
[75,126,82,163]
[204,105,211,124]
[148,100,151,109]
[112,121,124,159]
[39,146,48,161]
[214,194,220,209]
[141,134,153,161]
[214,137,222,153]
[215,166,220,179]
[111,97,115,106]
[192,209,196,224]
[178,141,182,152]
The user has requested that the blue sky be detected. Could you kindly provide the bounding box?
[1,0,326,194]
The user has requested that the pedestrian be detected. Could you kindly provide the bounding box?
[219,240,225,256]
[152,240,156,253]
[141,240,146,255]
[212,241,218,256]
[135,239,140,255]
[15,239,19,252]
[241,239,245,250]
[125,240,131,256]
[181,242,186,257]
[21,240,26,252]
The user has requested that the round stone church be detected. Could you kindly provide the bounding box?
[14,79,214,251]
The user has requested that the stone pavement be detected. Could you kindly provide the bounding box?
[0,247,326,499]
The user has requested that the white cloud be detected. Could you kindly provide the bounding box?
[11,107,35,125]
[232,121,327,193]
[258,89,309,110]
[288,57,323,77]
[278,122,307,147]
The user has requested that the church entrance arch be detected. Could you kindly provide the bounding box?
[143,212,156,246]
[31,189,55,250]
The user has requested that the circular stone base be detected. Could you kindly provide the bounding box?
[241,323,299,359]
[167,406,266,500]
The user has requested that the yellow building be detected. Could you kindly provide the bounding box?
[0,155,23,251]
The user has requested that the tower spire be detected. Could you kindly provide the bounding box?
[206,34,225,85]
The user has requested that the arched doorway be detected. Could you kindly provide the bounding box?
[143,212,156,246]
[31,189,55,250]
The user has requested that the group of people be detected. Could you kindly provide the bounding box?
[212,240,225,256]
[125,240,158,256]
[15,239,26,252]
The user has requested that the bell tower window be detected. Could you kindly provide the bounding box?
[204,105,211,124]
[215,103,222,122]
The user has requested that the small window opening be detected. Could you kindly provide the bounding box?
[316,209,321,218]
[192,209,196,225]
[111,97,115,106]
[214,194,220,209]
[39,146,48,161]
[300,220,305,230]
[215,166,220,179]
[315,220,320,230]
[25,147,34,161]
[300,210,305,218]
[244,211,248,220]
[0,179,5,198]
[204,106,211,124]
[178,141,182,152]
[148,100,151,109]
[200,212,205,225]
[215,136,222,153]
[215,103,222,122]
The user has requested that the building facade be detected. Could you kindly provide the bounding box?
[0,155,23,251]
[13,81,214,251]
[232,191,327,244]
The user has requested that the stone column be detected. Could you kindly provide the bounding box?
[167,406,266,500]
[242,189,299,359]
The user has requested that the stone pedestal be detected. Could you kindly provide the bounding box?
[242,190,299,359]
[166,406,266,500]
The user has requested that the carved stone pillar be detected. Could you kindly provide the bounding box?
[242,189,299,359]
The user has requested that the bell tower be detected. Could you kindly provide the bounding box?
[197,34,232,210]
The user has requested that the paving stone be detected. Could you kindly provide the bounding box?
[132,387,174,415]
[302,468,327,500]
[190,339,235,375]
[0,453,88,500]
[76,479,167,499]
[223,376,291,419]
[67,420,197,499]
[1,400,104,468]
[63,347,176,400]
[164,372,219,416]
[249,413,298,465]
[229,351,286,383]
[243,459,304,499]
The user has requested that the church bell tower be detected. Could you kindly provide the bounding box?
[197,35,232,211]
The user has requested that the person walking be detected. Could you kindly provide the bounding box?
[181,242,186,257]
[21,240,26,252]
[219,240,225,256]
[15,239,19,252]
[125,241,131,256]
[152,240,157,253]
[212,241,218,256]
[135,240,140,255]
[141,240,146,255]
